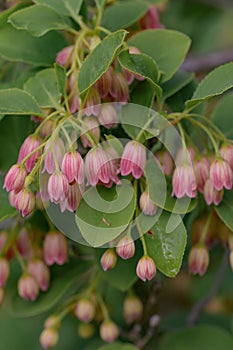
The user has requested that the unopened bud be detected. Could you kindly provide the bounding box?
[136,255,156,282]
[40,328,59,349]
[0,257,10,287]
[78,323,95,339]
[100,249,117,271]
[44,315,61,329]
[123,295,143,324]
[100,320,119,343]
[74,299,95,323]
[116,236,135,260]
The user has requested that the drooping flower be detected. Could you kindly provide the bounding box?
[85,87,101,116]
[210,158,233,191]
[172,164,197,198]
[61,151,84,184]
[139,6,164,29]
[14,189,36,217]
[98,104,118,129]
[203,179,223,206]
[220,144,233,171]
[110,72,129,104]
[47,172,68,203]
[17,134,42,172]
[155,149,174,176]
[17,274,39,301]
[27,259,50,292]
[95,67,112,98]
[85,147,120,186]
[3,164,27,193]
[194,157,210,193]
[40,328,59,349]
[120,140,146,179]
[188,245,209,276]
[56,45,74,66]
[123,295,143,324]
[43,232,68,266]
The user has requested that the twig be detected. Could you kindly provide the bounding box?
[182,48,233,73]
[187,249,229,326]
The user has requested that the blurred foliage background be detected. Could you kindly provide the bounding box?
[0,0,233,349]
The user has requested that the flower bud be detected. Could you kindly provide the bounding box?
[85,87,101,116]
[17,228,33,259]
[100,320,119,343]
[123,295,143,324]
[140,192,157,216]
[98,104,118,129]
[155,149,174,176]
[27,259,50,292]
[14,189,36,217]
[110,72,129,104]
[40,328,59,349]
[100,249,117,271]
[78,323,95,339]
[56,45,74,66]
[95,68,112,98]
[220,144,233,171]
[139,6,164,29]
[172,164,197,198]
[136,255,156,282]
[80,117,100,148]
[61,151,84,184]
[17,134,42,172]
[0,257,10,287]
[210,158,233,191]
[85,147,120,187]
[47,172,68,204]
[194,157,210,193]
[18,274,39,301]
[44,315,61,329]
[120,140,146,179]
[188,245,209,276]
[42,138,65,174]
[3,164,27,193]
[43,231,68,266]
[116,236,135,260]
[74,299,96,323]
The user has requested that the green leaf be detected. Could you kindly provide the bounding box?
[0,116,34,171]
[215,190,233,231]
[78,30,127,97]
[75,181,135,247]
[120,104,160,142]
[211,92,233,140]
[34,0,83,16]
[144,211,187,277]
[24,68,61,108]
[128,29,191,82]
[96,240,142,291]
[55,63,67,97]
[11,258,91,317]
[158,326,233,350]
[166,80,197,112]
[9,5,71,37]
[0,89,43,115]
[145,159,197,214]
[102,0,148,31]
[0,176,17,222]
[186,62,233,109]
[0,7,67,66]
[62,0,84,18]
[118,50,162,102]
[131,80,155,108]
[98,343,138,350]
[95,0,106,12]
[162,71,194,100]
